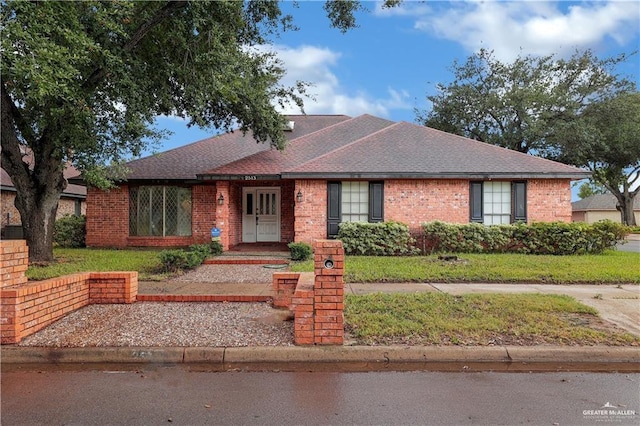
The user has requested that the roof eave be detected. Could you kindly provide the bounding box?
[280,172,592,180]
[198,174,282,181]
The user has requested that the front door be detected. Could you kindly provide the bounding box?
[242,188,280,242]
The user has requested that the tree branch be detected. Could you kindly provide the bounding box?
[82,1,188,91]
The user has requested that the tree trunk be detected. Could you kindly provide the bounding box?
[613,192,637,227]
[14,185,62,262]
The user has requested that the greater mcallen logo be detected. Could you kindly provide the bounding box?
[583,402,636,422]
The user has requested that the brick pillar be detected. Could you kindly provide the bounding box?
[215,181,231,250]
[313,239,344,345]
[1,240,28,288]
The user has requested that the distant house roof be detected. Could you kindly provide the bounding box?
[572,193,640,212]
[0,151,86,198]
[122,114,590,182]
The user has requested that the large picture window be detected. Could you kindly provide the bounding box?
[470,181,527,225]
[129,186,192,236]
[327,181,384,238]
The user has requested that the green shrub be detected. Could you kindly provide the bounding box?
[53,215,86,248]
[158,244,212,272]
[288,242,313,261]
[337,221,419,256]
[421,220,629,255]
[209,240,223,256]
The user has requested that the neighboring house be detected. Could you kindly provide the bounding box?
[572,193,640,224]
[84,114,589,250]
[1,160,87,239]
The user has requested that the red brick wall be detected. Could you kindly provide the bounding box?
[1,240,28,288]
[528,179,572,223]
[384,179,469,231]
[294,180,328,244]
[0,241,137,344]
[86,185,129,247]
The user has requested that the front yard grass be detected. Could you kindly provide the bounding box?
[26,248,165,281]
[291,251,640,284]
[345,293,640,346]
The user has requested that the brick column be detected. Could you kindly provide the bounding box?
[313,239,344,345]
[215,181,231,250]
[0,240,28,288]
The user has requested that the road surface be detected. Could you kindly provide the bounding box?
[2,367,638,425]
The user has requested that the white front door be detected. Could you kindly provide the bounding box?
[242,188,280,243]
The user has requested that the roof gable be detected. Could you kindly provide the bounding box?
[125,115,351,180]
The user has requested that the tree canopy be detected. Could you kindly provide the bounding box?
[1,0,399,261]
[416,49,635,158]
[556,92,640,225]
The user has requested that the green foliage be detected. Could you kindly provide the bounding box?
[337,221,419,256]
[209,240,224,256]
[288,242,312,261]
[422,220,630,255]
[555,92,640,226]
[53,215,86,248]
[576,182,608,199]
[417,48,635,156]
[158,244,211,273]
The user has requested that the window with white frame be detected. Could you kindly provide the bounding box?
[341,181,370,223]
[470,181,527,225]
[129,186,192,236]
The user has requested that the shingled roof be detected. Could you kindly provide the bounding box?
[572,193,640,211]
[123,113,590,182]
[125,115,350,181]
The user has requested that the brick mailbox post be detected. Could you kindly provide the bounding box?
[311,239,345,345]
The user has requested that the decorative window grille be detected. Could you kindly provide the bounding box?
[129,186,192,236]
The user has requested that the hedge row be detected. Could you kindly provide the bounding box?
[337,221,419,256]
[421,220,629,255]
[335,220,628,256]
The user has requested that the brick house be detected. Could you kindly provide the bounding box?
[84,114,589,250]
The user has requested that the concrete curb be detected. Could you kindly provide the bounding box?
[2,345,639,367]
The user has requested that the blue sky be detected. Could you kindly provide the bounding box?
[151,0,640,154]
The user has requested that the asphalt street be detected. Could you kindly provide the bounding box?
[2,368,639,425]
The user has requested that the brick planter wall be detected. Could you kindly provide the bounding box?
[0,240,137,344]
[273,240,345,345]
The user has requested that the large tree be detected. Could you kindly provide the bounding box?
[1,0,398,262]
[416,49,635,157]
[556,92,640,226]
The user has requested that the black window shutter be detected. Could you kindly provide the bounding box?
[369,181,384,222]
[327,182,341,238]
[512,181,527,222]
[470,182,483,223]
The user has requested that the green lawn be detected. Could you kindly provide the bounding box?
[291,251,640,284]
[345,293,639,346]
[26,248,165,281]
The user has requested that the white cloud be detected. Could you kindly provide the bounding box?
[412,1,639,61]
[266,44,411,117]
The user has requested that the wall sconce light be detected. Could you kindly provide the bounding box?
[217,194,225,205]
[296,190,303,203]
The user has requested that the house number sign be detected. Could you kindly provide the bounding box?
[244,175,257,180]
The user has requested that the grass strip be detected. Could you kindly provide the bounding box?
[26,248,165,281]
[345,293,640,346]
[291,251,640,284]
